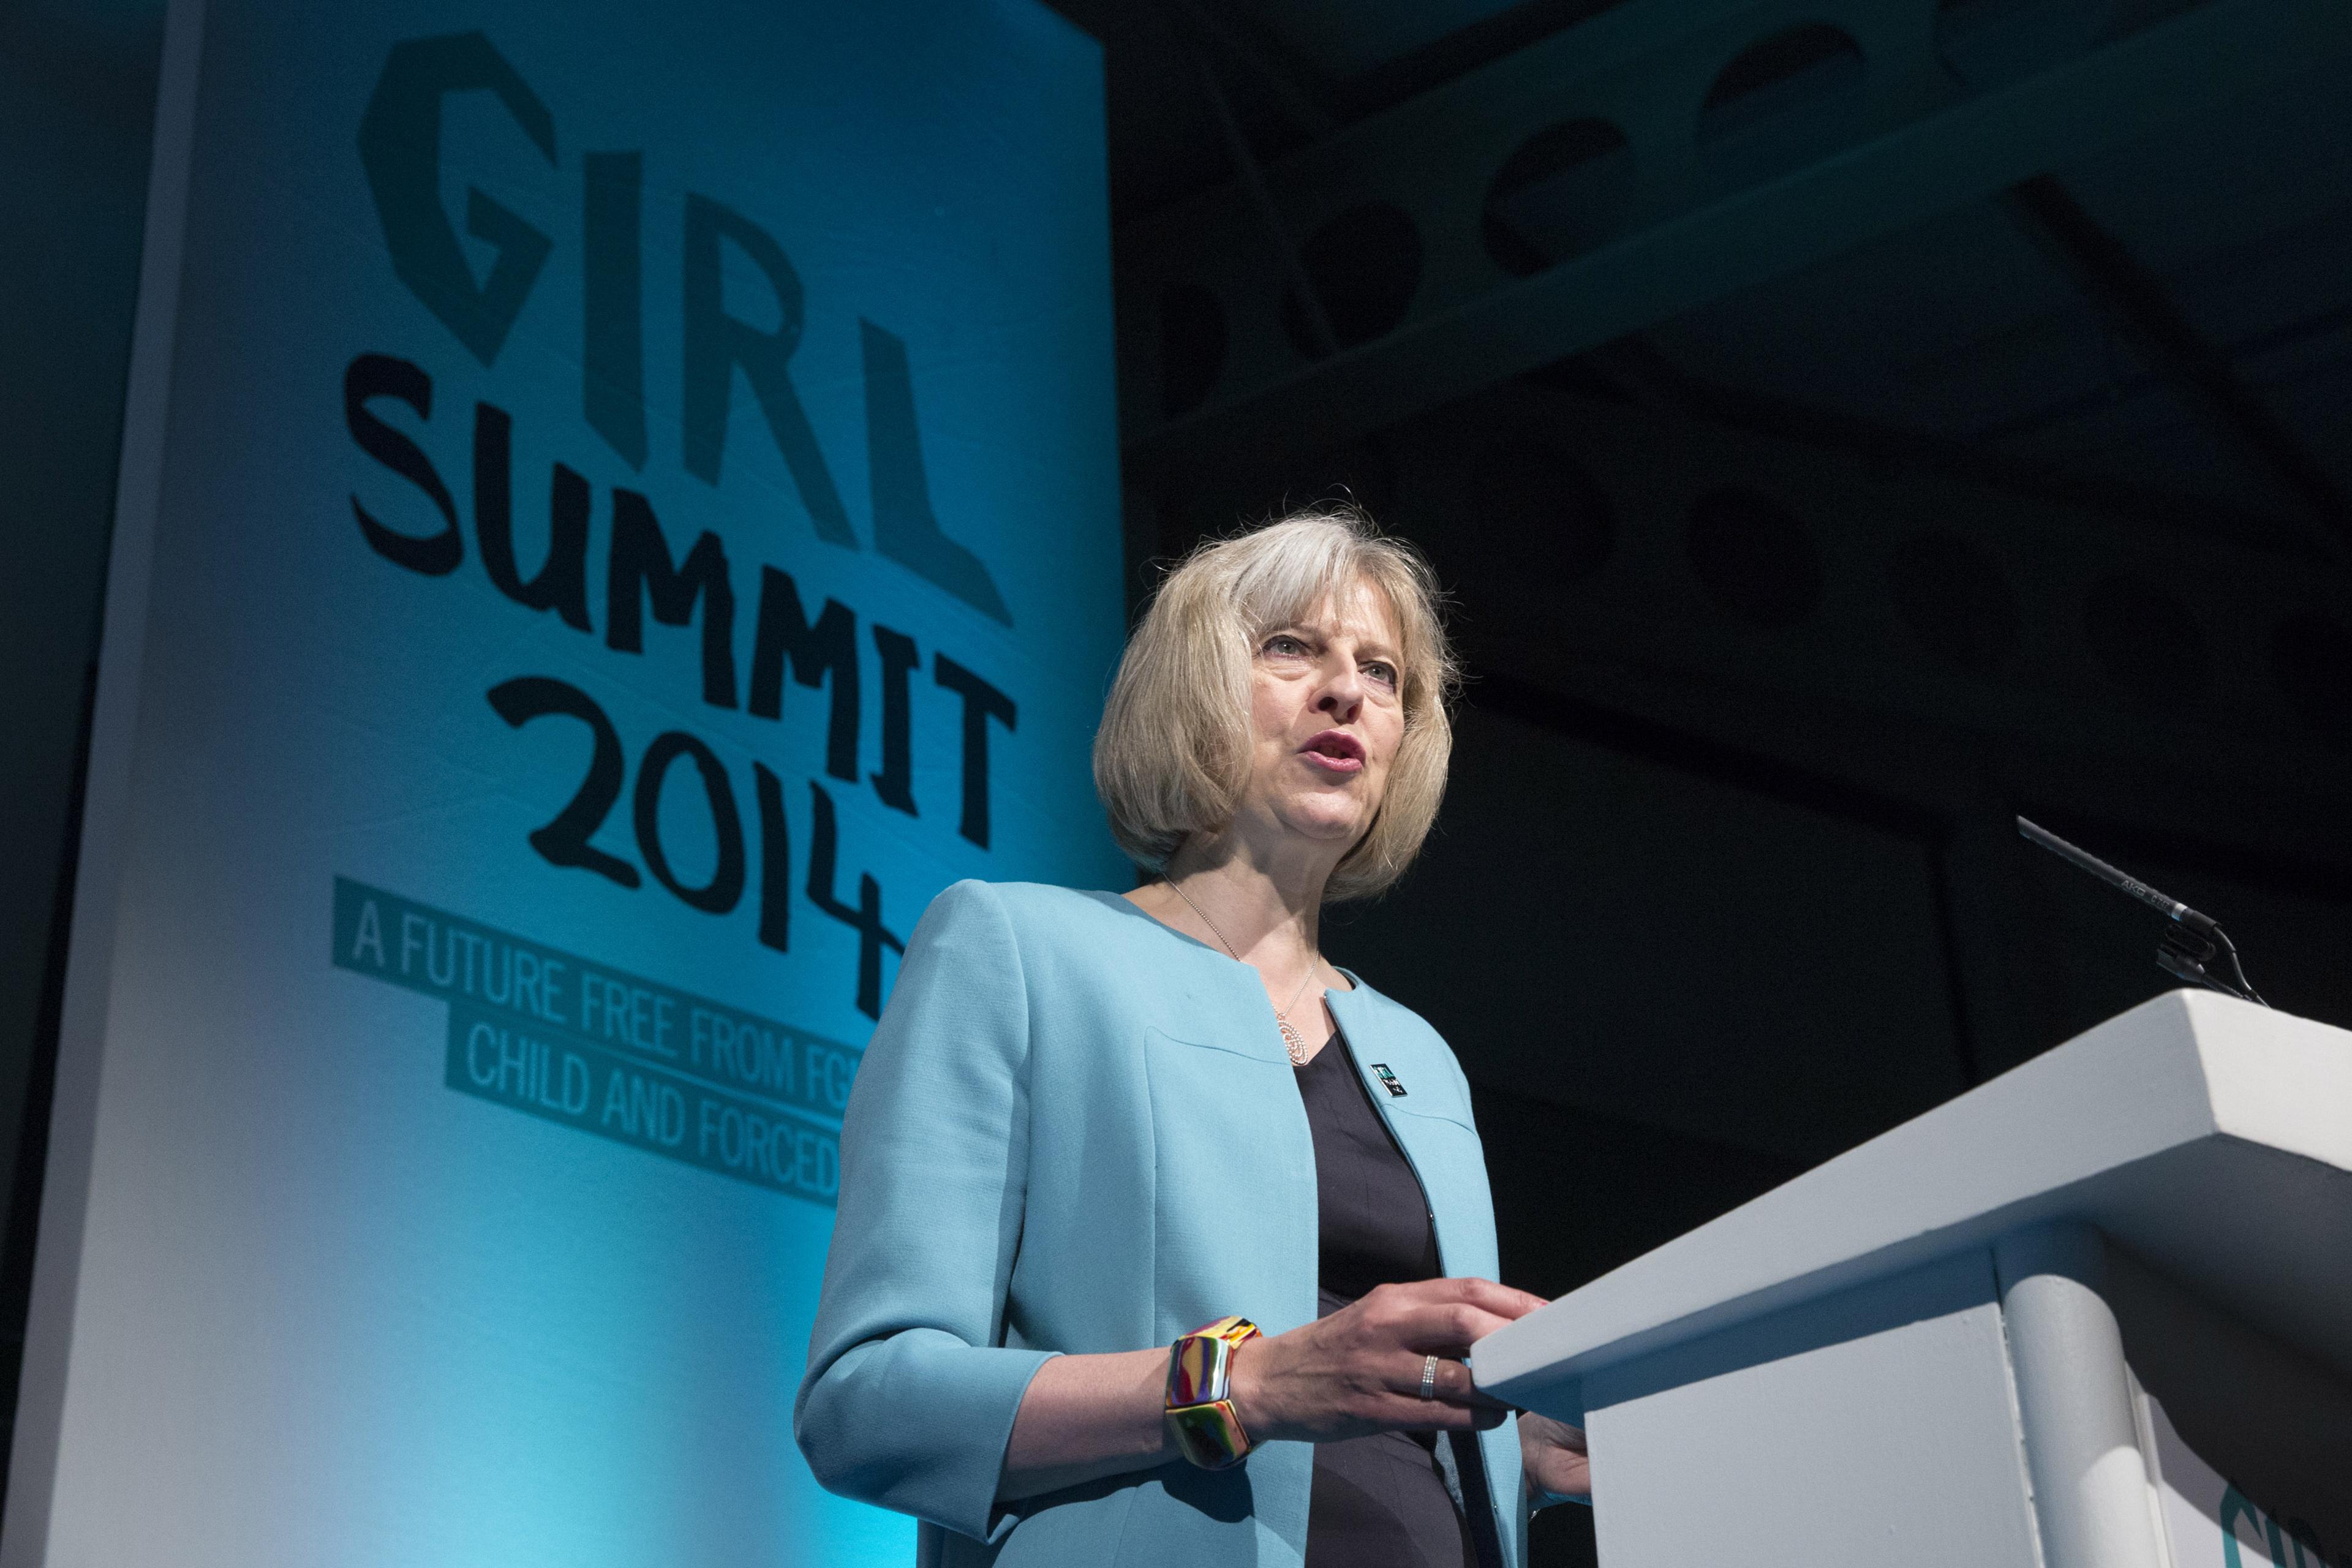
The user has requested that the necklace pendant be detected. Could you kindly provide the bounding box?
[1278,1016,1309,1066]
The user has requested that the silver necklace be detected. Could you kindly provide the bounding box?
[1165,879,1322,1065]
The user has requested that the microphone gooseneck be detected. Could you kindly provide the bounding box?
[2015,816,2268,1007]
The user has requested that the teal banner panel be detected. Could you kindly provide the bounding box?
[11,1,1121,1564]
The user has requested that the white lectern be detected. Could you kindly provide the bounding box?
[1474,990,2351,1567]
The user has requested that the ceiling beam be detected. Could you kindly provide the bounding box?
[2003,175,2352,559]
[1161,0,1338,140]
[1556,329,2321,558]
[1118,0,2352,481]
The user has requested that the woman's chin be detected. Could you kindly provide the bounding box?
[1276,801,1372,846]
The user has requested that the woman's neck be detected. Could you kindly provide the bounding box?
[1156,830,1332,966]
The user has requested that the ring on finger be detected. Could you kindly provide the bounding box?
[1419,1354,1439,1401]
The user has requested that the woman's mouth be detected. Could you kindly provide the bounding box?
[1300,731,1366,772]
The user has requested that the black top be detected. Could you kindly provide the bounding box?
[1294,1033,1477,1568]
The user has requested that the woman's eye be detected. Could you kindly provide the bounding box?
[1363,662,1398,688]
[1264,635,1306,657]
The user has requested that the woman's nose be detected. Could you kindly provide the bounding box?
[1317,666,1365,720]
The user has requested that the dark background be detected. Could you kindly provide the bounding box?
[6,1,2351,1559]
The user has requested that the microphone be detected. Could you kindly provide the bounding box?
[2015,817,2217,934]
[2015,816,2268,1007]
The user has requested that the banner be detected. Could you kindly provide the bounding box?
[2146,1398,2340,1568]
[6,1,1122,1562]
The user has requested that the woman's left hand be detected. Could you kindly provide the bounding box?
[1519,1412,1590,1502]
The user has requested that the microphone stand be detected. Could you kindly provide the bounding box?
[2015,816,2269,1007]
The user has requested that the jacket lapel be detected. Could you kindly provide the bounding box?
[1323,982,1498,1282]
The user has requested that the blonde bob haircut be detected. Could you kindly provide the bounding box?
[1094,505,1459,902]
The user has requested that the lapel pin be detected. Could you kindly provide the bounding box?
[1370,1063,1407,1097]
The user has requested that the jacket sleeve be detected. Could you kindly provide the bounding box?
[793,879,1055,1542]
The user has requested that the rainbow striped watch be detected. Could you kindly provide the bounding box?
[1164,1316,1263,1469]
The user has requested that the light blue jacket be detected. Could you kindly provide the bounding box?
[795,880,1529,1566]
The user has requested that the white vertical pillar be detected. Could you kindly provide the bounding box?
[1995,1223,2165,1568]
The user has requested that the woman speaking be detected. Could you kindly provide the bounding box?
[796,509,1589,1566]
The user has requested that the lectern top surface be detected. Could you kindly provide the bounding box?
[1476,990,2352,1400]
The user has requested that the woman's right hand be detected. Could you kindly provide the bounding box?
[1227,1277,1545,1444]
